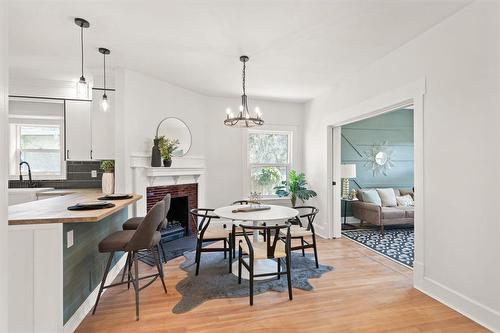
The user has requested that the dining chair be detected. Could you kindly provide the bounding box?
[93,201,167,321]
[191,208,233,275]
[121,193,171,263]
[288,206,319,268]
[230,200,268,258]
[238,223,293,305]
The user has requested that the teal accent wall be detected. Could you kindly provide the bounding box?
[341,108,414,216]
[63,209,127,324]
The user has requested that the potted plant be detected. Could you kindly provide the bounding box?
[274,170,317,207]
[158,136,180,167]
[100,160,115,195]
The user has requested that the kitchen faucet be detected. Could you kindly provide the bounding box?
[19,161,35,187]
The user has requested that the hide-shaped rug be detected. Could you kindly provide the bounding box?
[172,251,333,313]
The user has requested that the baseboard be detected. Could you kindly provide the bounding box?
[415,276,500,332]
[63,254,127,333]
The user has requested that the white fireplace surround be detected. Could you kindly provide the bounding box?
[130,153,206,216]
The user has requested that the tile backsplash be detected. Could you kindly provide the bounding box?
[9,161,105,189]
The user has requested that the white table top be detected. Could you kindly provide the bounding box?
[214,204,298,222]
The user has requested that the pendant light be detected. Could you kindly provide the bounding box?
[224,56,264,128]
[74,18,90,99]
[98,47,110,112]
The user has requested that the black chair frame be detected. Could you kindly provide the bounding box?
[289,206,319,268]
[238,223,293,305]
[191,208,232,275]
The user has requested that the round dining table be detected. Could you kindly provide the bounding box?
[214,204,298,280]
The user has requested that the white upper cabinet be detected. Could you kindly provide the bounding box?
[91,93,115,160]
[65,100,92,160]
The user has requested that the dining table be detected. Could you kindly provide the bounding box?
[214,204,298,280]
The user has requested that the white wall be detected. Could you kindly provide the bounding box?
[0,0,8,330]
[114,69,305,210]
[303,1,500,331]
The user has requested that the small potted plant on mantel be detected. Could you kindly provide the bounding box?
[158,136,180,167]
[274,170,317,207]
[100,160,115,195]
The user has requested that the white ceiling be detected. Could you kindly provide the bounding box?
[8,0,470,102]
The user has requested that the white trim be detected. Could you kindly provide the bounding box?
[63,254,128,333]
[416,277,500,332]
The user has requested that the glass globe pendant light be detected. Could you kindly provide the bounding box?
[74,18,90,99]
[224,56,264,128]
[98,47,111,112]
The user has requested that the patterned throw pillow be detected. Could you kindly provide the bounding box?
[396,194,414,207]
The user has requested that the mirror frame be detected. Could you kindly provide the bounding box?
[155,117,192,157]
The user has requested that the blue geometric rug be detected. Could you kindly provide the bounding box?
[342,228,414,268]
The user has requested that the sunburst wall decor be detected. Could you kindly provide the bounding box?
[363,141,395,176]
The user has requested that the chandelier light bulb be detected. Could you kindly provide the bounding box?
[226,107,231,115]
[239,105,244,112]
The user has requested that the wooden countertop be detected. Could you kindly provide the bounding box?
[8,190,141,225]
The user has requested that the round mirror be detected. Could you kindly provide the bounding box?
[155,117,192,157]
[375,151,388,166]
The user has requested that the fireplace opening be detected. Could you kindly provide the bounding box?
[161,196,190,242]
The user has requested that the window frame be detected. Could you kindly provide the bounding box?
[9,122,66,180]
[244,127,294,199]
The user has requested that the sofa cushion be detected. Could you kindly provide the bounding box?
[376,188,397,207]
[381,207,406,219]
[399,188,414,199]
[396,194,414,207]
[361,190,381,206]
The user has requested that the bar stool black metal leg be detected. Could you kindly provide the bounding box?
[158,241,168,263]
[152,246,167,294]
[121,251,130,283]
[92,251,114,315]
[132,252,140,321]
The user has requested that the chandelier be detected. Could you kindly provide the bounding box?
[224,56,264,127]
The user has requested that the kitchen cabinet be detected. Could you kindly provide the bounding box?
[65,100,92,160]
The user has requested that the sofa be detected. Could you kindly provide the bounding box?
[351,188,414,232]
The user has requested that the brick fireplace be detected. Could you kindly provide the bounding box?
[146,183,198,235]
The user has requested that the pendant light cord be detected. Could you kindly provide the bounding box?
[103,53,106,91]
[80,26,84,78]
[242,60,246,96]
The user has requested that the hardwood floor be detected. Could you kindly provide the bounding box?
[76,238,488,332]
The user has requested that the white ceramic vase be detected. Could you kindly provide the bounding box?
[102,172,115,195]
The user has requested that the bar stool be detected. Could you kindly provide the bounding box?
[122,194,171,263]
[92,201,166,321]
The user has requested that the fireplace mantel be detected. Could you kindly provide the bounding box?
[130,153,206,216]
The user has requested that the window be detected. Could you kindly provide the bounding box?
[9,99,65,179]
[247,130,292,197]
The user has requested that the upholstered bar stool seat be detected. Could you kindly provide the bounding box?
[93,201,167,321]
[122,217,143,230]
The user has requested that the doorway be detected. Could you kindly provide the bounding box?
[325,79,425,282]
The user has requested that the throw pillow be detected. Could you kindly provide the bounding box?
[361,190,382,206]
[396,194,414,207]
[399,188,414,199]
[376,188,397,207]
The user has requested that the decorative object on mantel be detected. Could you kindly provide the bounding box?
[100,160,115,195]
[224,55,264,128]
[275,170,317,207]
[363,141,395,176]
[340,164,357,199]
[159,136,180,167]
[152,117,192,166]
[74,18,90,99]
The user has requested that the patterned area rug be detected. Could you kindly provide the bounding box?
[173,251,333,313]
[342,228,414,268]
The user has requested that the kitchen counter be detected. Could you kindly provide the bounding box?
[8,189,141,225]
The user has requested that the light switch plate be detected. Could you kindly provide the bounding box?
[91,170,97,178]
[67,230,74,248]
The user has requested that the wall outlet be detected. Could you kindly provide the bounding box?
[91,170,97,178]
[67,230,74,248]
